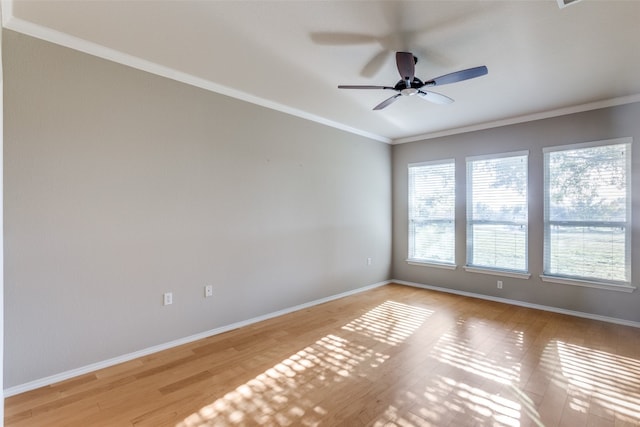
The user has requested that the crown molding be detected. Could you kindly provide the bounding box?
[393,94,640,144]
[1,7,391,144]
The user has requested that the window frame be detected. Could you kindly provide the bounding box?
[541,137,635,292]
[464,150,530,278]
[407,159,457,269]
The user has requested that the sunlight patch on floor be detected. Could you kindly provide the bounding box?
[371,318,541,427]
[178,334,387,426]
[554,340,640,424]
[341,300,434,346]
[174,302,640,427]
[372,375,527,427]
[431,331,521,385]
[177,299,429,426]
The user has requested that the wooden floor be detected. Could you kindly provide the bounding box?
[5,284,640,427]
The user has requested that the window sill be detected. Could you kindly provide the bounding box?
[463,266,531,279]
[539,275,636,293]
[406,260,457,270]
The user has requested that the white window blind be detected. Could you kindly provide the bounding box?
[466,152,528,273]
[543,139,631,285]
[408,160,455,265]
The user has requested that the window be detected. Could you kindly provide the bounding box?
[543,138,632,288]
[466,152,528,275]
[408,160,455,266]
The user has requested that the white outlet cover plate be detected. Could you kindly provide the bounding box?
[164,292,173,305]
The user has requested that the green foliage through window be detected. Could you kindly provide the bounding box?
[408,160,455,264]
[544,139,631,284]
[466,152,529,272]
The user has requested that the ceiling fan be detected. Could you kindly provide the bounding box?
[338,51,488,110]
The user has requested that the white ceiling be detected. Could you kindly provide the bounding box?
[4,0,640,143]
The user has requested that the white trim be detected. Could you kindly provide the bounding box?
[543,136,632,154]
[393,94,640,145]
[1,15,391,145]
[540,275,636,293]
[463,266,531,280]
[406,260,457,270]
[4,276,639,396]
[543,139,633,287]
[3,280,391,397]
[465,153,529,275]
[465,150,529,162]
[0,0,11,26]
[393,279,640,328]
[408,158,455,169]
[408,161,456,266]
[4,4,640,146]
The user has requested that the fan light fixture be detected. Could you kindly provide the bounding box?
[401,88,419,96]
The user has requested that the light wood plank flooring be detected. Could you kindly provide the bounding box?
[6,283,640,426]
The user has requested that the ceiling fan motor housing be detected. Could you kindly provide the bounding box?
[396,78,423,96]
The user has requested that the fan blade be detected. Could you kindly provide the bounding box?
[373,94,402,110]
[417,90,454,105]
[362,50,392,78]
[425,65,488,86]
[396,52,415,82]
[338,85,395,90]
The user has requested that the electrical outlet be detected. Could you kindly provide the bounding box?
[163,292,173,305]
[205,285,213,297]
[367,257,372,266]
[497,281,503,289]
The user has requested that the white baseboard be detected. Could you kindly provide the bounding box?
[393,279,640,329]
[8,278,636,397]
[4,280,391,397]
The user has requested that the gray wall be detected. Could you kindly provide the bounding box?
[5,26,640,391]
[3,30,392,388]
[392,102,640,323]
